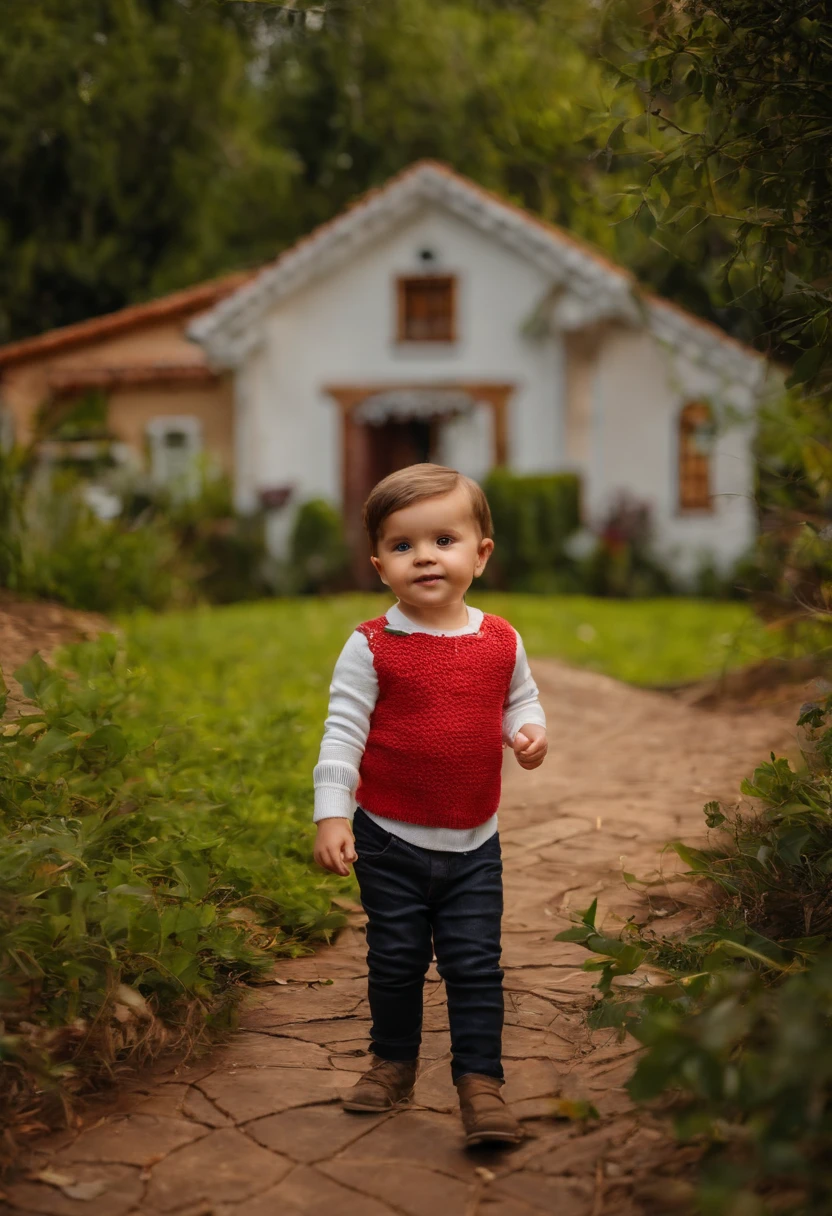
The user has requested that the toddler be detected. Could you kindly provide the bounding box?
[313,463,547,1146]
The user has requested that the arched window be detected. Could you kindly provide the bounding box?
[678,402,714,511]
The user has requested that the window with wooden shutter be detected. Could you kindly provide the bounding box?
[397,276,456,342]
[678,401,714,511]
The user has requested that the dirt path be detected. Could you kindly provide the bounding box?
[3,660,799,1216]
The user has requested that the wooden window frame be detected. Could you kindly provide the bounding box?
[678,401,714,513]
[396,275,457,343]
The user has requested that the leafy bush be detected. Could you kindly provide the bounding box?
[286,498,350,594]
[134,469,271,605]
[557,695,832,1214]
[0,634,344,1165]
[0,444,271,612]
[742,390,832,628]
[20,473,184,612]
[482,469,580,592]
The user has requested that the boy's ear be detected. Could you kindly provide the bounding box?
[370,554,388,585]
[474,537,495,577]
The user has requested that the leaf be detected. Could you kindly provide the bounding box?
[635,203,656,236]
[703,801,726,828]
[710,939,791,971]
[785,346,826,388]
[27,727,76,771]
[672,842,711,872]
[114,984,152,1019]
[82,725,129,767]
[13,653,53,700]
[33,1170,76,1189]
[61,1181,109,1202]
[554,926,594,943]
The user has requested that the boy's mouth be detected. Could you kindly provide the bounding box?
[414,574,443,585]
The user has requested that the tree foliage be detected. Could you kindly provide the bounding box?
[603,0,832,379]
[257,0,639,249]
[0,0,644,341]
[0,0,296,340]
[599,0,832,623]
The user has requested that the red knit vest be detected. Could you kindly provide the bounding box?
[355,612,517,830]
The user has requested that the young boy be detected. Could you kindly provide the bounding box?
[313,463,547,1146]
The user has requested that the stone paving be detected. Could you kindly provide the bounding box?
[3,660,798,1216]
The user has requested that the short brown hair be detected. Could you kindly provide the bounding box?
[363,463,493,552]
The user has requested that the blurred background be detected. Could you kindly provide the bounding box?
[0,0,828,626]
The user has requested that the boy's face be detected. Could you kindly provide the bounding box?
[370,486,494,609]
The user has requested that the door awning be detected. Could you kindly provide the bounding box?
[353,388,475,426]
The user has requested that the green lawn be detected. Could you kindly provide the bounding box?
[125,593,820,707]
[470,593,811,686]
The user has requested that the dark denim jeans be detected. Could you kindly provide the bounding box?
[352,806,504,1083]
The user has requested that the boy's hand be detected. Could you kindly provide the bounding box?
[314,818,358,877]
[512,723,548,770]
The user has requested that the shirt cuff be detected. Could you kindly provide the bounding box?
[313,785,356,822]
[313,760,359,822]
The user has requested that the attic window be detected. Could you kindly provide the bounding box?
[397,276,456,342]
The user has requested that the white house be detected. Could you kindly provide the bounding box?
[188,161,771,583]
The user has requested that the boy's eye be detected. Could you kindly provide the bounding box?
[437,536,453,547]
[393,541,410,553]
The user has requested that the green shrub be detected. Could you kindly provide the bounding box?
[557,695,832,1214]
[287,498,350,594]
[0,634,343,1163]
[482,469,580,591]
[751,389,832,626]
[139,470,271,605]
[20,474,184,612]
[0,452,271,613]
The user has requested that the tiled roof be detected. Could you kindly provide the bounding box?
[0,272,253,369]
[48,363,218,395]
[190,160,766,380]
[0,162,767,382]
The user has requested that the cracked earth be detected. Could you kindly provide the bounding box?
[3,660,799,1216]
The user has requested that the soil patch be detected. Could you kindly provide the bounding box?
[669,654,831,713]
[0,592,110,716]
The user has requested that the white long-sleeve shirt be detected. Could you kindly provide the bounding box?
[313,602,546,852]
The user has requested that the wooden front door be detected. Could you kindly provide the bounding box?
[343,418,436,587]
[368,419,433,485]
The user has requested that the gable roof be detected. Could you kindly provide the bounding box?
[190,160,766,382]
[0,271,253,370]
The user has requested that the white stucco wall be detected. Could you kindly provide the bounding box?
[229,198,766,576]
[587,327,760,577]
[234,203,565,550]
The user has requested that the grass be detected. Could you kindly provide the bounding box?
[125,592,822,695]
[472,593,826,685]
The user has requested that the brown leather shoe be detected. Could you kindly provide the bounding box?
[342,1056,418,1112]
[456,1074,523,1146]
